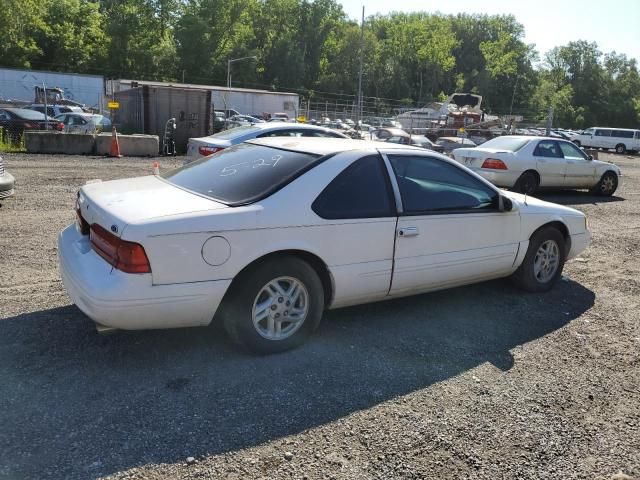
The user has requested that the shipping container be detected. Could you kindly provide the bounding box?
[114,85,212,153]
[108,79,299,119]
[0,67,104,110]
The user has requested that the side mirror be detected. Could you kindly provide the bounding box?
[588,155,593,161]
[498,195,513,212]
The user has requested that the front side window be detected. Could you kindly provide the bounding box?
[312,155,394,219]
[595,129,611,137]
[388,155,498,214]
[558,141,588,160]
[162,143,321,205]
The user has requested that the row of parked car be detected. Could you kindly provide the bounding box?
[0,106,112,144]
[185,122,623,199]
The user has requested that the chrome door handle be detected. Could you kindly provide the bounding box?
[398,227,419,237]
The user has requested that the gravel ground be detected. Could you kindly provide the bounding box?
[0,152,638,480]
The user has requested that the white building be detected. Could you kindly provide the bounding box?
[0,67,105,109]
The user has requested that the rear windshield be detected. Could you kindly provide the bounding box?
[162,143,321,205]
[206,125,259,140]
[478,136,530,151]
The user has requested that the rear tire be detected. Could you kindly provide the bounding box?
[514,171,539,195]
[222,257,324,354]
[590,171,618,196]
[615,144,626,154]
[511,227,566,292]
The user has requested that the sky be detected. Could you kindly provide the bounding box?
[339,0,640,64]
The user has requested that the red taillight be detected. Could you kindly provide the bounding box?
[199,146,224,156]
[481,158,508,170]
[90,224,151,274]
[55,122,64,131]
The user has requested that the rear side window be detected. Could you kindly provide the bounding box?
[612,130,634,139]
[162,143,321,205]
[312,155,394,219]
[534,140,563,158]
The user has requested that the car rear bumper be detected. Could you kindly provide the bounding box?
[58,224,232,331]
[0,172,15,198]
[471,168,521,188]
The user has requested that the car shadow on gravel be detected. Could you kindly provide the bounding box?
[0,278,595,479]
[536,190,624,205]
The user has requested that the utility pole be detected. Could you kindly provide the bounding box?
[43,82,48,130]
[509,75,520,118]
[356,5,365,126]
[546,107,554,136]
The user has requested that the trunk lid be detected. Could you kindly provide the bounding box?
[78,175,227,236]
[454,148,511,168]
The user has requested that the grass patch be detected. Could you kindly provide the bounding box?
[0,130,27,153]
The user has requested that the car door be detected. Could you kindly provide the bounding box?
[532,140,566,187]
[384,151,520,295]
[558,141,597,188]
[311,154,398,306]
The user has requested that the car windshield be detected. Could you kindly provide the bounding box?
[205,125,259,140]
[162,143,321,205]
[478,136,530,151]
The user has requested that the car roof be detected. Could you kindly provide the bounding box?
[247,136,423,156]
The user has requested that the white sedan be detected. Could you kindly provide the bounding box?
[453,136,621,196]
[59,138,590,353]
[186,123,348,160]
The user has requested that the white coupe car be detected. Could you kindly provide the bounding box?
[453,136,621,196]
[59,138,590,353]
[186,123,348,159]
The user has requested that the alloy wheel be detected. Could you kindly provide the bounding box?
[252,276,309,341]
[533,239,560,283]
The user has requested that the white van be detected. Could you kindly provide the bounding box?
[574,127,640,154]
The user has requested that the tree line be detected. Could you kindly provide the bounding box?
[1,0,639,128]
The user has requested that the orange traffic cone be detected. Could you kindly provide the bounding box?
[110,126,122,158]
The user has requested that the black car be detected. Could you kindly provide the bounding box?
[0,108,63,144]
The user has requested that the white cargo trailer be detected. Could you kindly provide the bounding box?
[108,79,299,119]
[0,67,104,110]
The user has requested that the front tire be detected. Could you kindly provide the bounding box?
[514,171,539,195]
[511,227,566,292]
[590,171,618,196]
[222,257,324,354]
